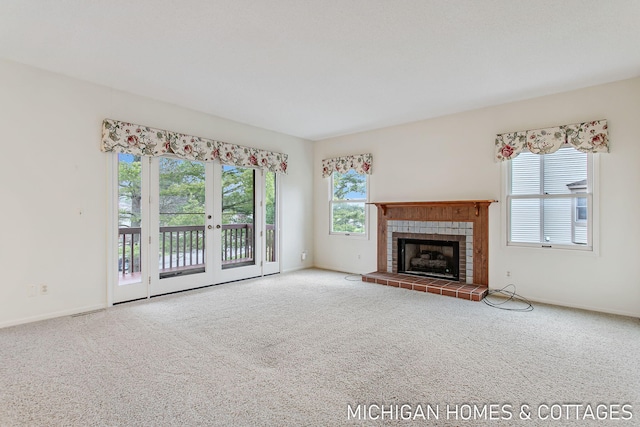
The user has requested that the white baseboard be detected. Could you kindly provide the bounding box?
[281,266,312,274]
[311,263,367,275]
[500,294,639,319]
[0,304,107,329]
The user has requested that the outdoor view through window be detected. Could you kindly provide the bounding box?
[117,155,277,285]
[331,169,367,235]
[508,146,592,249]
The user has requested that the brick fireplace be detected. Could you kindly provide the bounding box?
[362,200,496,301]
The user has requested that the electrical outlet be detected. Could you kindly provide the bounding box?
[301,251,307,261]
[506,271,511,277]
[39,284,49,295]
[357,254,361,260]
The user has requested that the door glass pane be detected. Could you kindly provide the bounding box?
[158,158,206,278]
[265,171,277,262]
[118,154,142,286]
[221,165,255,269]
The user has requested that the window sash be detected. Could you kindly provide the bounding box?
[507,193,592,249]
[330,201,367,235]
[330,171,368,236]
[507,147,593,250]
[509,147,590,195]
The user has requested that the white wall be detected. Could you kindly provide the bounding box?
[314,77,640,317]
[0,59,314,328]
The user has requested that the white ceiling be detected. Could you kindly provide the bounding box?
[1,0,639,141]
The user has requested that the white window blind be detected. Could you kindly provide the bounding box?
[508,146,592,249]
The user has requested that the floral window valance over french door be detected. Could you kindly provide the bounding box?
[101,119,289,173]
[494,119,609,161]
[322,153,373,178]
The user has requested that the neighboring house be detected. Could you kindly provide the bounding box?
[567,179,588,245]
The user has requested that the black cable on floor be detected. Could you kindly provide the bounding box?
[483,284,533,312]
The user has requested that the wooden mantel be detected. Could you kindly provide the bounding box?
[371,200,497,286]
[371,200,496,216]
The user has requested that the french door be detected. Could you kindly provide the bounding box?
[112,154,279,304]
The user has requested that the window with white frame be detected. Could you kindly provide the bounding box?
[507,145,594,250]
[330,169,368,235]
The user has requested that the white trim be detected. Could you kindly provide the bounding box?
[505,241,594,252]
[262,170,281,275]
[328,172,369,238]
[500,295,638,319]
[111,155,151,304]
[281,266,310,274]
[214,164,263,284]
[110,153,151,304]
[504,148,598,253]
[106,153,117,306]
[0,304,107,329]
[500,160,509,250]
[591,154,601,257]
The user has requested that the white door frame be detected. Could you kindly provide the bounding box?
[109,155,280,305]
[110,154,151,304]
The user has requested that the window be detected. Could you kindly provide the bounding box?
[507,145,593,250]
[330,169,367,235]
[575,197,588,222]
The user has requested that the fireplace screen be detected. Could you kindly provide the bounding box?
[398,238,459,280]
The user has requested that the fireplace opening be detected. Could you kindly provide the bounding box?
[398,238,459,280]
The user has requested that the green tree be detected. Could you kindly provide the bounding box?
[120,158,267,227]
[332,170,366,233]
[332,203,366,233]
[333,170,366,199]
[265,171,276,225]
[118,155,142,227]
[221,166,255,224]
[159,158,206,226]
[119,158,275,268]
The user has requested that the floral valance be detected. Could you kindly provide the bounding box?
[101,119,288,174]
[322,153,372,178]
[495,119,609,161]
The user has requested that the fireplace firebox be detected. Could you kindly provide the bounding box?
[397,238,459,280]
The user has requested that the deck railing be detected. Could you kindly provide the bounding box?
[221,223,253,263]
[118,224,276,277]
[265,224,276,262]
[159,225,206,271]
[119,227,141,275]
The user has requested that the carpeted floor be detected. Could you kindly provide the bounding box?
[1,268,638,426]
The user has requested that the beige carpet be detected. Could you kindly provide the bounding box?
[1,269,638,426]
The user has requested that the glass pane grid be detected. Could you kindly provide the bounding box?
[158,158,206,277]
[118,153,143,286]
[331,201,366,234]
[332,170,367,201]
[509,196,590,246]
[265,172,277,262]
[508,146,591,248]
[221,165,256,268]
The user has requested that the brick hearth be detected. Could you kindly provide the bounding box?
[366,200,496,302]
[362,271,488,301]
